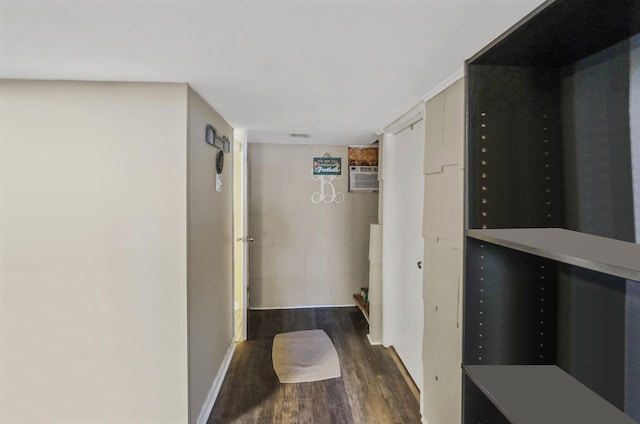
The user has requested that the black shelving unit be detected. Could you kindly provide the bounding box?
[463,0,640,422]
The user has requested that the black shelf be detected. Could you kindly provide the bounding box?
[467,228,640,281]
[469,0,640,67]
[464,365,636,424]
[463,0,640,422]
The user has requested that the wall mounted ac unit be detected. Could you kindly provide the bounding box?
[349,166,379,192]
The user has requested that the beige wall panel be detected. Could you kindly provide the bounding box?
[422,240,463,424]
[369,223,383,263]
[424,78,465,174]
[442,78,465,166]
[368,261,383,342]
[423,165,464,250]
[424,91,446,174]
[422,77,465,424]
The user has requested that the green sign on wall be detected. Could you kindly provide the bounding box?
[313,157,342,175]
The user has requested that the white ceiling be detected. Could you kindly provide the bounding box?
[0,0,545,145]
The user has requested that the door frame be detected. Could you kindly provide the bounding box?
[233,129,248,342]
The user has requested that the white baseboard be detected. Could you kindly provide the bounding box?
[194,340,236,424]
[249,304,353,310]
[367,334,382,345]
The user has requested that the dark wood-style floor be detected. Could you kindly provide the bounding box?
[208,307,421,424]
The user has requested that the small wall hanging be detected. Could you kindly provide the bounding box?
[311,154,344,204]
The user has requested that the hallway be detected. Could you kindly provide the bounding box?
[209,308,421,423]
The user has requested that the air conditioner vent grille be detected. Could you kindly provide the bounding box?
[349,166,379,192]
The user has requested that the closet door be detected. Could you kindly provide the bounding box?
[389,119,426,393]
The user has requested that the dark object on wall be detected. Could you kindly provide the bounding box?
[216,150,224,174]
[205,124,230,152]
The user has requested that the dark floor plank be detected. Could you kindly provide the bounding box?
[210,307,421,424]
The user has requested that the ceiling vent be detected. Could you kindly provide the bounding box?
[289,133,310,138]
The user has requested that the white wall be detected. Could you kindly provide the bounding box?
[186,88,234,422]
[248,143,378,308]
[0,81,190,423]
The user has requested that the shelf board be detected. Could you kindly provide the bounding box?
[352,294,370,323]
[464,365,635,424]
[467,228,640,281]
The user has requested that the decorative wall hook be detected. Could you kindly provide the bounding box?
[205,124,230,152]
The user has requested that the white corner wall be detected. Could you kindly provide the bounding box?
[247,143,378,308]
[186,88,234,423]
[0,81,190,423]
[422,77,465,424]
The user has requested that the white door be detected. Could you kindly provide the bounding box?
[233,130,249,341]
[387,119,425,391]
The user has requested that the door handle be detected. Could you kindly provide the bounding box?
[246,236,254,242]
[417,261,423,269]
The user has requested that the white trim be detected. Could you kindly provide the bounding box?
[367,334,382,345]
[249,304,353,310]
[381,132,396,348]
[421,67,464,103]
[382,102,425,136]
[194,341,236,424]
